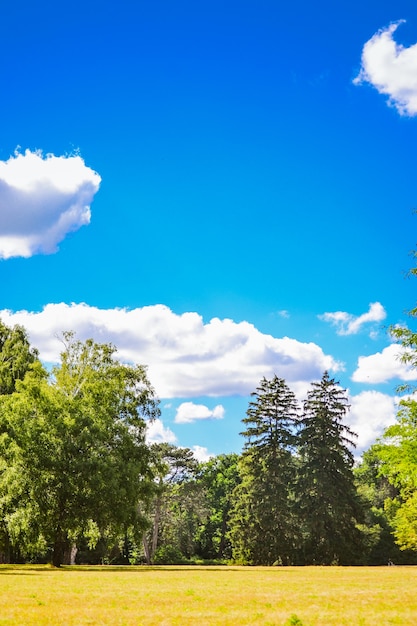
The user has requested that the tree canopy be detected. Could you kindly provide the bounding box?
[0,332,159,566]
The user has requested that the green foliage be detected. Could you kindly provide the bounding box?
[143,443,204,563]
[296,372,364,565]
[355,447,408,564]
[0,319,39,395]
[369,399,417,552]
[229,376,299,565]
[153,544,187,565]
[0,332,159,566]
[285,615,304,626]
[369,250,417,556]
[195,453,240,559]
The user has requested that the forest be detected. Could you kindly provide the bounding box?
[0,300,417,568]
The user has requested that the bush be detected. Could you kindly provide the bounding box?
[153,545,187,565]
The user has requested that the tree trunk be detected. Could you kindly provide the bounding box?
[63,543,78,565]
[142,533,151,565]
[52,527,67,567]
[151,495,161,562]
[218,511,228,558]
[0,525,11,564]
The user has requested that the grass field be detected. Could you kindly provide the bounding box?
[0,564,416,625]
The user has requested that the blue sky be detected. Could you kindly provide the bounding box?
[2,0,417,460]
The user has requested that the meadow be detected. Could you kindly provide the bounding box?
[0,564,416,625]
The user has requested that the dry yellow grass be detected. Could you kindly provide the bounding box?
[0,564,416,625]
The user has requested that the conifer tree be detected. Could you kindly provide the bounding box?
[229,375,299,565]
[296,371,363,564]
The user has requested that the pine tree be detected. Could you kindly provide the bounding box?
[296,371,363,564]
[229,375,299,565]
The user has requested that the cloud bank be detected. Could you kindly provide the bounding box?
[354,20,417,116]
[0,302,341,398]
[0,149,101,258]
[319,302,386,336]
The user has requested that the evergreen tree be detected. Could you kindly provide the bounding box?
[296,371,363,564]
[229,375,299,565]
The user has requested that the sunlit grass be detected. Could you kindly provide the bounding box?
[0,564,416,625]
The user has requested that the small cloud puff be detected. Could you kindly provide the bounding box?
[175,402,225,424]
[277,310,290,319]
[0,149,101,258]
[354,20,417,116]
[319,302,386,336]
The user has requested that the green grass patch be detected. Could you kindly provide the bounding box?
[0,564,416,625]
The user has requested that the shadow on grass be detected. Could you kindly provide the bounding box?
[0,564,307,575]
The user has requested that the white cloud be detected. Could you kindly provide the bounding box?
[352,343,417,384]
[354,20,417,116]
[0,149,101,258]
[175,402,225,424]
[191,446,214,462]
[146,418,177,444]
[0,302,341,398]
[347,391,398,452]
[319,302,386,336]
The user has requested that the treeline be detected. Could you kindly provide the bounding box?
[0,319,416,566]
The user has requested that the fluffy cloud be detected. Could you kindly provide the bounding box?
[352,343,417,384]
[354,20,417,116]
[319,302,386,336]
[0,302,341,398]
[347,391,398,452]
[146,418,177,444]
[0,149,101,258]
[175,402,225,424]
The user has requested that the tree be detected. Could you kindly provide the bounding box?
[142,443,199,564]
[195,453,240,560]
[229,375,299,565]
[355,446,415,564]
[390,248,417,391]
[296,372,363,565]
[372,249,417,555]
[0,318,40,563]
[0,333,159,566]
[369,400,417,553]
[0,319,39,395]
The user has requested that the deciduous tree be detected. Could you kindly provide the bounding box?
[0,333,159,566]
[0,318,40,562]
[196,453,240,560]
